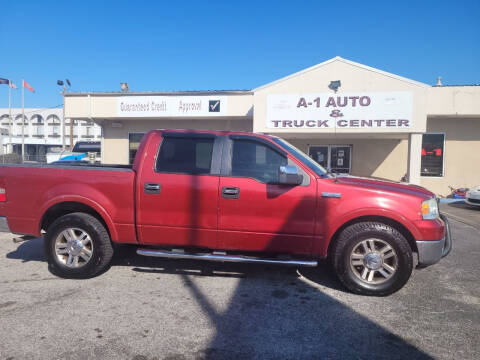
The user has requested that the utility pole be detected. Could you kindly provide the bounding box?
[62,88,66,150]
[8,80,12,154]
[21,79,25,161]
[57,79,71,150]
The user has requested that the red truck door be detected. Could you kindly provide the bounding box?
[136,132,221,249]
[218,136,316,255]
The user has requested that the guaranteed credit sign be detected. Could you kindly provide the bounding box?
[266,92,413,130]
[117,96,227,117]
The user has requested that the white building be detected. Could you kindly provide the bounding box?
[0,108,101,161]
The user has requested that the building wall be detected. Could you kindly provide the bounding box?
[287,137,408,182]
[428,86,480,116]
[102,118,252,164]
[420,117,480,195]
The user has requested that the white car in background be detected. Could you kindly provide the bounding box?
[465,186,480,207]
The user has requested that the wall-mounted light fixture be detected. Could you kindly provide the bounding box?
[328,80,341,93]
[120,82,129,92]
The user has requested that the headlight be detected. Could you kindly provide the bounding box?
[421,198,439,220]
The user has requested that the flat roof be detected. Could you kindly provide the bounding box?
[65,90,253,96]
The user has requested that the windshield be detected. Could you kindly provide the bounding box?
[72,142,101,153]
[272,137,330,178]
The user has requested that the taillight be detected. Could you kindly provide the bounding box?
[0,188,6,202]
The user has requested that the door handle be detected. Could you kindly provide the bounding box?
[222,187,239,199]
[144,183,161,194]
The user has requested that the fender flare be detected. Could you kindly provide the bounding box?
[37,195,118,242]
[321,207,421,257]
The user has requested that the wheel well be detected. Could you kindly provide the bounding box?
[327,216,418,257]
[40,201,110,237]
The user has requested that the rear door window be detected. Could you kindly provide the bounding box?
[156,136,214,175]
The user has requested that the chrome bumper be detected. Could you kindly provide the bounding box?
[0,217,11,233]
[416,214,452,267]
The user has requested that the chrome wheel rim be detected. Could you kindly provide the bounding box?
[55,228,93,268]
[350,238,398,284]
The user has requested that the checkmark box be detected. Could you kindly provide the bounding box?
[209,100,220,112]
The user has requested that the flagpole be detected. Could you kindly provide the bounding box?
[22,79,25,162]
[8,80,12,154]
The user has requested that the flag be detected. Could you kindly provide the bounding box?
[0,78,9,85]
[23,79,34,93]
[9,81,17,89]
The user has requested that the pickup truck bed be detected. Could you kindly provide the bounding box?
[0,163,136,243]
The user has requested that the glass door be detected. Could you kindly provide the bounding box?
[308,146,329,169]
[308,145,352,174]
[330,145,351,174]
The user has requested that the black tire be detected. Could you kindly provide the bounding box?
[44,212,114,278]
[331,221,413,296]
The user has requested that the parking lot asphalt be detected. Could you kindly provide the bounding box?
[0,218,479,360]
[440,201,480,230]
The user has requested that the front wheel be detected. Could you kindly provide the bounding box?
[44,212,114,278]
[331,221,413,296]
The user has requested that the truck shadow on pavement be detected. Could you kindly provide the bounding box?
[7,239,433,359]
[123,247,432,359]
[6,236,45,262]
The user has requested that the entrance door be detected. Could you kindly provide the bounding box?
[309,145,352,174]
[330,145,351,174]
[308,146,328,169]
[218,136,317,255]
[136,133,220,249]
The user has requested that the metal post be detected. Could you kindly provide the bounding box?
[69,117,73,149]
[62,89,66,150]
[21,79,25,161]
[8,81,12,154]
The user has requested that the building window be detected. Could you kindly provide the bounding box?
[129,133,145,164]
[47,115,61,125]
[31,114,44,124]
[421,133,444,177]
[36,125,44,136]
[15,114,27,125]
[155,136,214,174]
[231,139,287,183]
[1,114,11,126]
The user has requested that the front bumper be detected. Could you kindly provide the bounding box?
[466,190,480,206]
[416,214,452,267]
[0,216,11,233]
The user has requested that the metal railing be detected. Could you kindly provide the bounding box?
[0,153,47,164]
[23,154,47,163]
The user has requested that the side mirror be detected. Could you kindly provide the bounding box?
[278,165,303,185]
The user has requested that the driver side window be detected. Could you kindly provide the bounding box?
[231,139,287,183]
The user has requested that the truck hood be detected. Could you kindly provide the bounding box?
[333,175,435,199]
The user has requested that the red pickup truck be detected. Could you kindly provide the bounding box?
[0,129,451,296]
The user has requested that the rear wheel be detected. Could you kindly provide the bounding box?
[44,212,113,278]
[331,221,413,296]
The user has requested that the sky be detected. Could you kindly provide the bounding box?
[0,0,479,108]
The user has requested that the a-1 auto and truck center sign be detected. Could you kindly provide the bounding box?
[266,91,413,130]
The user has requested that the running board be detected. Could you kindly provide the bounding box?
[136,249,317,267]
